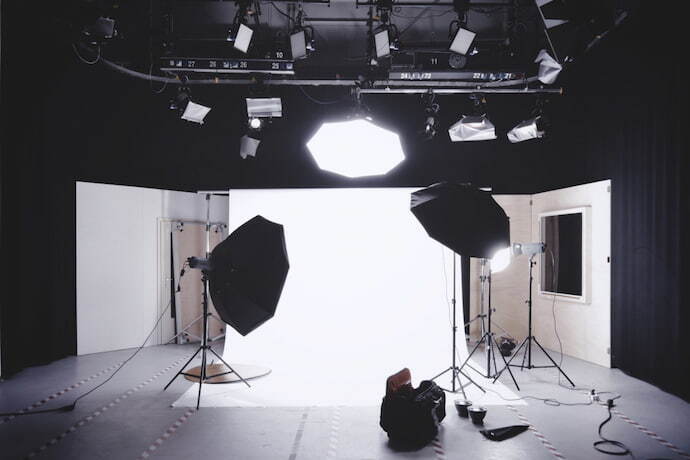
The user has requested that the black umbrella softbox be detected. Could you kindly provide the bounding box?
[410,183,509,258]
[209,215,289,336]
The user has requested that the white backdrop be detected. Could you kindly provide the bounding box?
[175,188,521,407]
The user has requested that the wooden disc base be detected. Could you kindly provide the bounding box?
[183,363,271,384]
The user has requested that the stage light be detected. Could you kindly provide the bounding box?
[306,118,405,178]
[535,49,562,84]
[448,115,496,142]
[249,117,263,130]
[507,116,546,143]
[375,29,392,59]
[228,23,254,53]
[246,97,283,118]
[290,28,315,60]
[240,134,261,159]
[448,94,496,142]
[512,242,545,257]
[449,27,476,56]
[421,92,440,140]
[490,247,511,273]
[170,87,211,124]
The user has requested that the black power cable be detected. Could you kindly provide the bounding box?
[594,399,635,458]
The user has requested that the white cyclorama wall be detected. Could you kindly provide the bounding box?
[76,182,228,355]
[531,180,611,367]
[222,188,465,390]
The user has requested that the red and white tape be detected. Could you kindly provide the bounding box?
[24,353,193,459]
[288,408,310,460]
[1,362,123,425]
[138,408,196,459]
[508,405,566,459]
[612,408,690,459]
[431,436,447,460]
[326,406,342,459]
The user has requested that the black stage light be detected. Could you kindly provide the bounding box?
[410,182,509,259]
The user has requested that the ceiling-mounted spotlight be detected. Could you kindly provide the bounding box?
[449,27,476,56]
[227,23,254,53]
[240,134,261,159]
[508,116,547,143]
[508,98,549,143]
[535,49,562,84]
[82,16,117,44]
[306,91,404,178]
[448,94,496,142]
[227,0,254,53]
[240,97,283,159]
[290,6,316,60]
[421,92,440,140]
[169,86,211,125]
[448,0,475,56]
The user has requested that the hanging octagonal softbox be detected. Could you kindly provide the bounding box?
[410,182,509,258]
[208,215,289,336]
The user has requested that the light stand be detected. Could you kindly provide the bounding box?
[163,194,251,410]
[431,253,485,397]
[492,254,575,387]
[458,259,520,390]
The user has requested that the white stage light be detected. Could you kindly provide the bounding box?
[239,135,261,159]
[449,27,476,55]
[375,29,391,58]
[233,23,254,53]
[291,30,307,59]
[181,101,211,124]
[246,97,283,118]
[249,117,263,130]
[448,115,496,142]
[535,49,562,84]
[490,247,511,273]
[512,242,545,257]
[508,117,545,143]
[306,119,405,178]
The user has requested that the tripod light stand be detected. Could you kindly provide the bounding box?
[164,195,250,410]
[492,245,575,387]
[430,253,485,397]
[458,258,520,390]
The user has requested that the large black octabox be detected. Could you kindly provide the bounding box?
[208,215,289,336]
[410,182,510,258]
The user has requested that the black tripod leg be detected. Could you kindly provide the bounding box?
[451,368,467,399]
[492,338,527,384]
[164,346,202,391]
[492,336,520,391]
[532,337,575,387]
[458,369,486,393]
[431,366,453,382]
[208,347,251,388]
[196,347,207,410]
[458,334,486,374]
[519,338,529,370]
[489,339,499,378]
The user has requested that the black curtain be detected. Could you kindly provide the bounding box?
[0,2,78,375]
[549,6,690,400]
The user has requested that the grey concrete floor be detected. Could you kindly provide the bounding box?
[1,342,689,460]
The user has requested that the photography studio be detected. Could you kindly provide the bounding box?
[0,0,689,459]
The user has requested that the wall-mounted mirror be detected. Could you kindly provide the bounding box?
[539,207,589,302]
